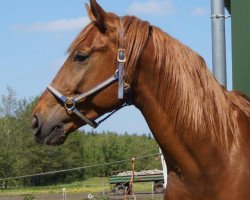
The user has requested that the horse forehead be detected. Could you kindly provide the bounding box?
[79,28,109,49]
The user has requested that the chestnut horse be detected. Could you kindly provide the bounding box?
[31,0,250,199]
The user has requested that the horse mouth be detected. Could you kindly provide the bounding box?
[36,125,67,146]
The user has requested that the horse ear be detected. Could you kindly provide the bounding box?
[88,0,107,32]
[85,3,95,22]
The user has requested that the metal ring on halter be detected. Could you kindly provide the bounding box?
[64,98,76,111]
[117,49,126,63]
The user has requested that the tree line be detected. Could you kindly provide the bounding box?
[0,87,160,188]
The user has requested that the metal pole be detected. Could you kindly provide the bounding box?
[211,0,227,87]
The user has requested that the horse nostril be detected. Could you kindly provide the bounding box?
[31,116,38,129]
[31,114,41,136]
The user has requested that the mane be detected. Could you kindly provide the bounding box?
[121,16,250,147]
[119,16,151,83]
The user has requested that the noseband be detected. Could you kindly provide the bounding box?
[47,48,131,128]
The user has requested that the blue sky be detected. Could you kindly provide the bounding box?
[0,0,232,134]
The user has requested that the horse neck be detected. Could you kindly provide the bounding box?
[132,31,236,195]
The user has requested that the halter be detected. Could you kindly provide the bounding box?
[47,48,131,128]
[47,18,131,128]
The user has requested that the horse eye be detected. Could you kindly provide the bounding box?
[74,53,89,63]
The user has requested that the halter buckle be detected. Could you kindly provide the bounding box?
[64,97,76,111]
[117,49,126,63]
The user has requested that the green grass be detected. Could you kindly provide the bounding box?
[0,178,109,195]
[0,177,155,196]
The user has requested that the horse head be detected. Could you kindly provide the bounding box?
[31,0,130,145]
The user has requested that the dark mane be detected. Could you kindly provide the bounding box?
[68,14,250,147]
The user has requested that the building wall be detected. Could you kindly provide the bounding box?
[231,0,250,97]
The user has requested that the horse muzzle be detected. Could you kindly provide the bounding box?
[31,113,67,145]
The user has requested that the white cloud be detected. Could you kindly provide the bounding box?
[11,17,90,33]
[127,0,174,16]
[191,7,208,16]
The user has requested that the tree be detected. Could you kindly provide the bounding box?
[0,87,20,188]
[0,86,18,117]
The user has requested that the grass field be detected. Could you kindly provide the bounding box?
[0,177,156,196]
